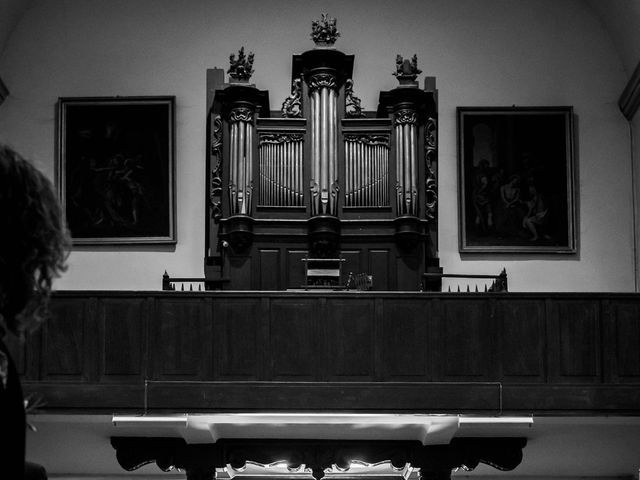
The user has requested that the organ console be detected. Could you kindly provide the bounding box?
[205,16,440,290]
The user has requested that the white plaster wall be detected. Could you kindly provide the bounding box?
[0,0,633,291]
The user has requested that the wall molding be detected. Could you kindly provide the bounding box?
[619,60,640,120]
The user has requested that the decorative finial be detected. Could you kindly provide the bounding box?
[393,54,422,86]
[227,47,254,82]
[311,13,340,47]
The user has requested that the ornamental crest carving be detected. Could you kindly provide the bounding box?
[393,54,422,83]
[282,77,303,118]
[345,79,366,118]
[229,107,254,123]
[308,73,337,91]
[311,13,340,46]
[228,47,254,81]
[260,133,303,145]
[394,109,417,125]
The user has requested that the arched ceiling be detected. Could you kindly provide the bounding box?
[585,0,640,75]
[0,0,32,59]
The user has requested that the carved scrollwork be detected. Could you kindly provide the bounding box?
[259,133,303,145]
[344,79,366,118]
[111,436,527,480]
[210,114,223,221]
[393,53,421,82]
[425,117,437,221]
[308,73,337,92]
[309,180,320,216]
[330,181,340,216]
[281,77,303,118]
[229,107,254,123]
[394,109,417,126]
[344,134,389,147]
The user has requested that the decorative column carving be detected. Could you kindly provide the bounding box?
[394,107,419,216]
[210,114,223,221]
[211,48,270,253]
[295,15,354,256]
[425,116,438,221]
[378,54,436,251]
[308,72,340,217]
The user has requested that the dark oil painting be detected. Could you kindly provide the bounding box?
[458,107,576,253]
[58,97,175,244]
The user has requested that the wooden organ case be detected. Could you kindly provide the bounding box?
[205,38,440,291]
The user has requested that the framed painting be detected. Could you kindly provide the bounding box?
[457,107,576,253]
[57,96,176,245]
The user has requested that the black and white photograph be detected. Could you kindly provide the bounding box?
[0,2,639,480]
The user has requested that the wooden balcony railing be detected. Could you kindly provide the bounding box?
[8,291,640,414]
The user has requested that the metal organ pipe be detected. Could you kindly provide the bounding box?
[229,122,238,213]
[329,89,338,215]
[244,122,253,215]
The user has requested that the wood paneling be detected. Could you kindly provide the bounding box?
[213,297,261,380]
[439,299,492,380]
[380,299,430,380]
[152,298,210,380]
[259,249,281,290]
[369,249,391,291]
[42,297,92,381]
[326,298,374,380]
[145,381,501,412]
[497,299,546,382]
[22,292,640,413]
[286,250,308,289]
[549,300,601,383]
[98,297,146,382]
[269,298,319,380]
[396,255,420,291]
[605,301,640,382]
[227,254,252,289]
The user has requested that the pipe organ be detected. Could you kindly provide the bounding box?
[205,27,440,291]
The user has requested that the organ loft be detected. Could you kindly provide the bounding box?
[203,15,441,291]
